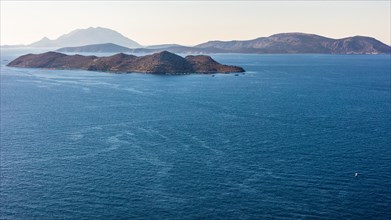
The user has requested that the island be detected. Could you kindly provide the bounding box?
[7,51,245,74]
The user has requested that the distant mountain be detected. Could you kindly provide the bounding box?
[196,33,391,54]
[7,51,244,74]
[1,44,26,48]
[56,43,132,53]
[148,45,228,54]
[44,31,390,54]
[145,44,184,49]
[29,27,141,48]
[56,44,228,54]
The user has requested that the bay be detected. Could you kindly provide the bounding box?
[1,50,390,219]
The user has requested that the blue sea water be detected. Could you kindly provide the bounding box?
[1,50,390,219]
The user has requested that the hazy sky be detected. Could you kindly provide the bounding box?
[1,1,390,46]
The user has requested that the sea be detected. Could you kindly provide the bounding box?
[1,49,390,219]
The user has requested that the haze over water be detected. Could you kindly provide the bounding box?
[1,50,390,219]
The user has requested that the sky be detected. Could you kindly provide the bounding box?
[1,1,390,46]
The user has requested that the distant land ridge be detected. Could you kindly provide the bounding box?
[57,43,132,53]
[195,33,391,54]
[7,51,245,74]
[54,32,390,54]
[3,28,389,54]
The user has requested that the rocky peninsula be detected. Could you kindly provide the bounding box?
[7,51,245,74]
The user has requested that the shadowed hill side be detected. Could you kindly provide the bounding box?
[129,51,194,73]
[7,51,245,74]
[7,52,98,69]
[185,55,242,73]
[87,53,138,72]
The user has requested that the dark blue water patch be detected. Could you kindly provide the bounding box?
[1,53,390,219]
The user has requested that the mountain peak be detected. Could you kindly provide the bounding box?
[89,26,105,30]
[28,27,141,49]
[153,50,177,57]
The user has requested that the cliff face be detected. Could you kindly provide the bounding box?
[7,51,245,74]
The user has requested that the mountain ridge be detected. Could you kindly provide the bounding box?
[195,33,390,54]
